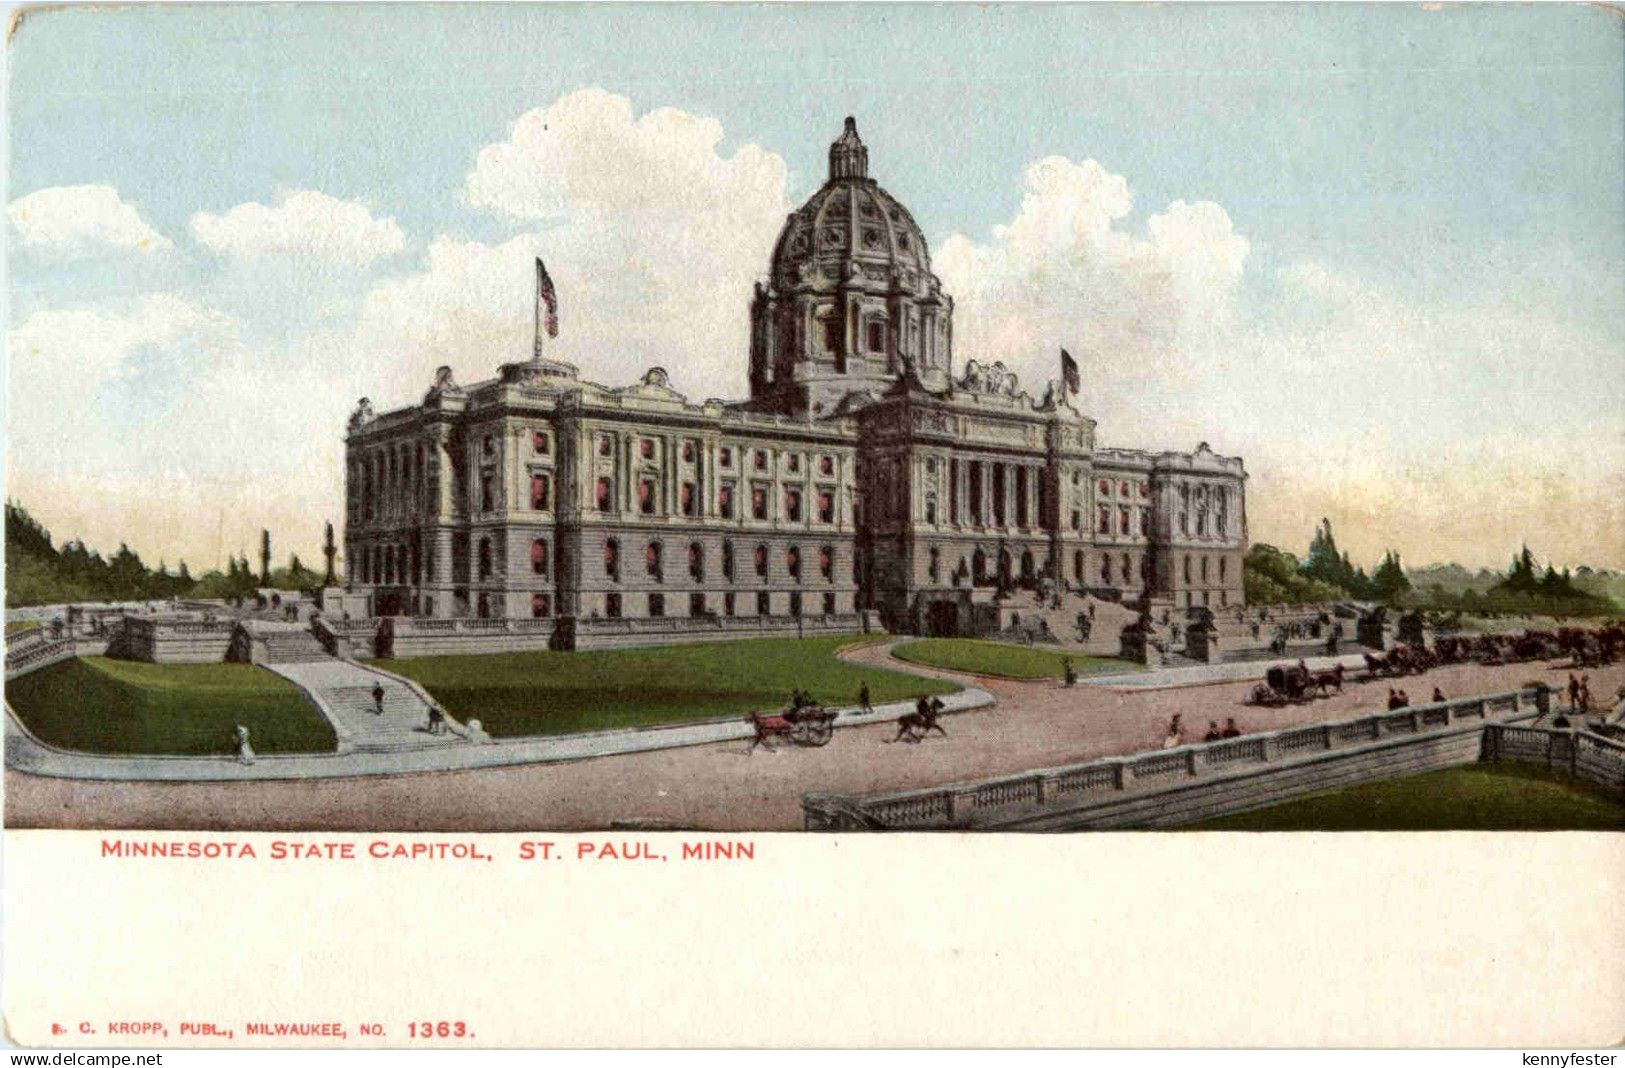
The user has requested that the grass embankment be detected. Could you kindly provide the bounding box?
[386,635,959,738]
[6,656,336,756]
[1194,763,1625,831]
[892,638,1137,680]
[5,620,42,635]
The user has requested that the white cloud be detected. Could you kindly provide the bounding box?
[935,156,1249,409]
[418,88,791,400]
[190,190,405,266]
[7,185,173,260]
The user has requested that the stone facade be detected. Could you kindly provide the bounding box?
[342,119,1248,649]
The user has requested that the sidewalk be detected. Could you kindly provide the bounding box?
[1079,652,1371,691]
[3,685,994,783]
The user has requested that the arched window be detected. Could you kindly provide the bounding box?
[531,539,548,576]
[754,544,768,578]
[645,542,662,581]
[603,539,620,582]
[786,546,802,581]
[478,538,492,581]
[688,542,704,581]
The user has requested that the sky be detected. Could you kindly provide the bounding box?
[5,3,1623,576]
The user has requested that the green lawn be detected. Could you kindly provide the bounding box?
[385,634,959,738]
[892,638,1137,680]
[6,656,336,756]
[5,620,42,635]
[1194,763,1625,831]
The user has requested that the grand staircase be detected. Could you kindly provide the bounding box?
[265,660,465,753]
[997,592,1143,656]
[257,629,330,663]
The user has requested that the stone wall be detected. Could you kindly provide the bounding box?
[113,617,238,664]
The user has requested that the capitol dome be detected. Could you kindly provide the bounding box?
[748,118,955,416]
[768,118,933,288]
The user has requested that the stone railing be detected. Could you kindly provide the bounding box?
[804,686,1549,830]
[1483,724,1625,794]
[4,637,76,680]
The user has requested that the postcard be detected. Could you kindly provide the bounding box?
[5,2,1622,1049]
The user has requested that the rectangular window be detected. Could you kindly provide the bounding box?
[605,592,622,618]
[599,434,613,457]
[531,473,550,510]
[867,321,885,353]
[756,590,770,616]
[533,431,549,455]
[639,479,656,515]
[724,592,736,617]
[648,592,665,618]
[752,487,768,521]
[818,491,834,524]
[719,446,733,467]
[689,592,706,617]
[719,484,735,519]
[820,455,834,476]
[785,489,802,523]
[597,477,614,512]
[640,439,655,459]
[681,482,696,517]
[823,591,836,615]
[481,475,494,513]
[754,450,767,471]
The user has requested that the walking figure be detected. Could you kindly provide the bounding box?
[427,704,445,735]
[858,682,873,714]
[1161,714,1184,749]
[1062,657,1077,688]
[372,681,385,715]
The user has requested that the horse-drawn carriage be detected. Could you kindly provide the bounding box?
[1249,662,1341,706]
[746,703,838,751]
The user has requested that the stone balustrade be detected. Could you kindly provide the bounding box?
[804,685,1550,830]
[1484,724,1625,793]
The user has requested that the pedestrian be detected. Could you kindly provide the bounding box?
[1161,714,1184,749]
[1221,717,1241,739]
[372,681,385,715]
[1396,689,1410,709]
[1203,720,1223,743]
[427,704,445,735]
[1432,687,1446,704]
[1568,673,1581,710]
[1578,674,1591,713]
[1387,688,1401,711]
[858,682,873,714]
[1061,657,1077,688]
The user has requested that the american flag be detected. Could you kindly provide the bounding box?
[1060,348,1080,395]
[536,257,558,339]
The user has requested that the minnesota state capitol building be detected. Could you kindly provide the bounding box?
[341,119,1248,653]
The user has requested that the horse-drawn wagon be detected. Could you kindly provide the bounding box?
[746,704,838,751]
